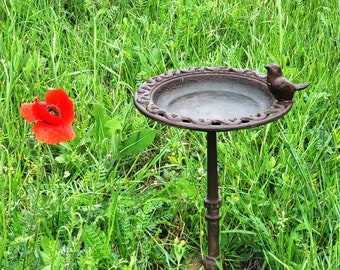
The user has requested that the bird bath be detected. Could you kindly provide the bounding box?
[134,66,298,269]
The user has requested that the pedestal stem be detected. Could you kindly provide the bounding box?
[203,131,222,270]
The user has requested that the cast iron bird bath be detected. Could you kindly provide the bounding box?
[134,65,307,269]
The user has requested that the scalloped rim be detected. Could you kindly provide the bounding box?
[134,66,293,131]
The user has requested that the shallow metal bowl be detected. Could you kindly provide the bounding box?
[134,67,292,131]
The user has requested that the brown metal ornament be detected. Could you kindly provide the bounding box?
[134,65,309,269]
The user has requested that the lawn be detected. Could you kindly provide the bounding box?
[0,0,339,269]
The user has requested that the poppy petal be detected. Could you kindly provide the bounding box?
[45,89,74,124]
[32,122,76,144]
[20,103,41,122]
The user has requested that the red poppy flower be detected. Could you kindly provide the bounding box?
[20,89,76,144]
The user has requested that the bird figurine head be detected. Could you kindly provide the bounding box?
[265,63,283,77]
[264,63,310,101]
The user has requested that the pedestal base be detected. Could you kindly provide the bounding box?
[203,255,222,270]
[203,132,223,270]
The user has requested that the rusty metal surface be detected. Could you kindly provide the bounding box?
[133,65,306,270]
[203,131,222,270]
[134,66,293,131]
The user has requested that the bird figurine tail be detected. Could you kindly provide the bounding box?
[293,82,311,91]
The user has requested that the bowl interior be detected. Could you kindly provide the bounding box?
[152,77,274,120]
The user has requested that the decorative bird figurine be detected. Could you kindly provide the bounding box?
[264,63,310,101]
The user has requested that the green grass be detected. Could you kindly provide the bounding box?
[0,0,339,269]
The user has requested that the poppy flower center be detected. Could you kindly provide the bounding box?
[46,104,61,116]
